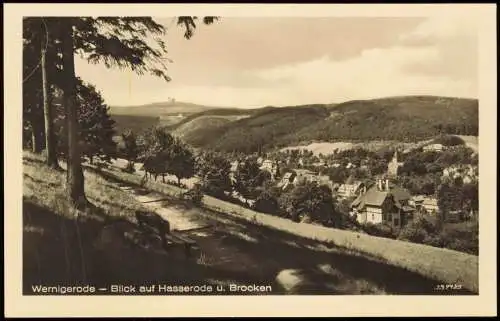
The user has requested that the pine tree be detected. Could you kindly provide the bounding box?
[37,16,218,206]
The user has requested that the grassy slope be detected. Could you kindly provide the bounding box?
[23,152,259,291]
[108,165,478,294]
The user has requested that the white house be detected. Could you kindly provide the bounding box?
[351,179,415,228]
[337,181,365,199]
[423,143,444,152]
[422,197,439,214]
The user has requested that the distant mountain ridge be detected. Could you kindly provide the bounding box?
[109,95,478,153]
[109,101,227,116]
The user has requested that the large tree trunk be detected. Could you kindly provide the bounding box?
[61,20,86,207]
[41,29,59,169]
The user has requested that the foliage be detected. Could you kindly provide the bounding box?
[175,96,478,153]
[196,151,232,199]
[198,106,329,153]
[120,130,139,165]
[138,127,196,184]
[364,222,399,239]
[167,137,196,185]
[327,167,349,183]
[253,184,282,216]
[438,221,478,255]
[140,125,175,158]
[397,173,441,196]
[396,213,478,255]
[54,79,117,164]
[233,158,271,202]
[399,146,476,177]
[279,180,338,226]
[398,213,439,244]
[432,135,465,146]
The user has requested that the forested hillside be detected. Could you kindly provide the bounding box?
[171,96,478,153]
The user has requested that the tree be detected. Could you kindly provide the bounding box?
[279,180,338,225]
[120,130,139,168]
[141,126,175,158]
[233,158,270,205]
[139,127,175,182]
[55,79,117,165]
[254,182,282,215]
[436,181,460,227]
[327,167,348,184]
[167,138,196,186]
[23,19,46,153]
[460,182,479,218]
[40,19,59,168]
[60,18,86,206]
[37,16,219,206]
[398,213,439,244]
[197,152,232,199]
[77,82,117,164]
[23,17,64,165]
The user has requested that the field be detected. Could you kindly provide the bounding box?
[22,151,478,294]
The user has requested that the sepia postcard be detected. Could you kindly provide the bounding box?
[4,3,497,318]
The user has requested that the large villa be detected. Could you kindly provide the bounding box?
[350,179,415,228]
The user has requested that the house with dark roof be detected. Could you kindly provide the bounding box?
[337,175,365,199]
[410,195,439,214]
[351,178,415,228]
[277,171,297,191]
[292,169,318,185]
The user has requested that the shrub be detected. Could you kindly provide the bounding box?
[363,222,398,239]
[398,213,439,244]
[438,221,478,255]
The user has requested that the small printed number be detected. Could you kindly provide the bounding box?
[435,284,463,291]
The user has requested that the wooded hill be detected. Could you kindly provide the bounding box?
[111,95,478,154]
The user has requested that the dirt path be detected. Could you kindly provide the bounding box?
[117,183,210,232]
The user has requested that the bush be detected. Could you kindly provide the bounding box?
[337,212,361,231]
[363,222,398,239]
[438,221,478,255]
[398,213,439,244]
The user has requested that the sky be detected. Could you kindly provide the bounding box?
[74,15,478,108]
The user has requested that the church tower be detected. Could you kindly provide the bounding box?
[387,149,403,177]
